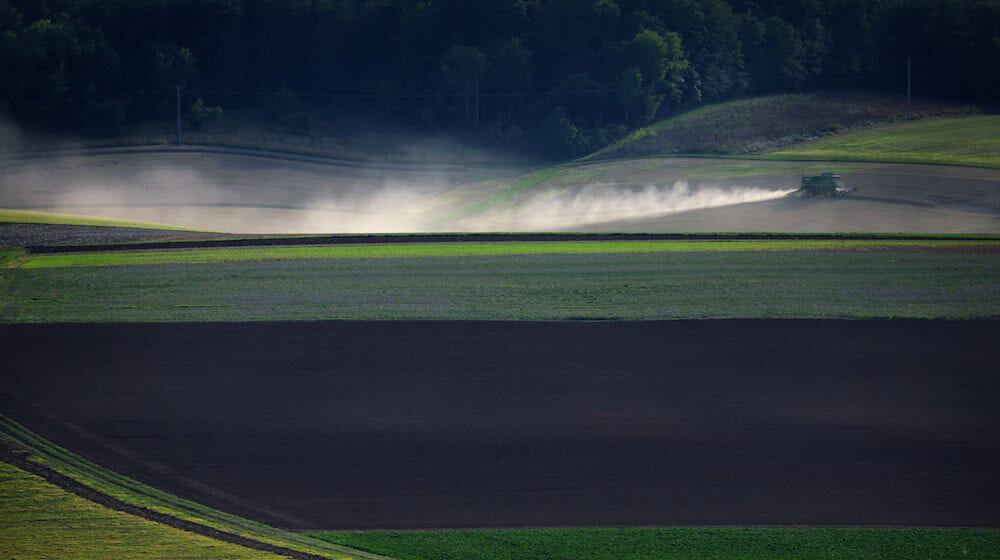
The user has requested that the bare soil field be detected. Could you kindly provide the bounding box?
[0,321,996,530]
[1,149,996,233]
[481,158,999,233]
[0,148,526,234]
[0,223,213,247]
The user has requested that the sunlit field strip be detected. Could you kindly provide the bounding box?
[0,462,284,560]
[316,527,1000,560]
[0,415,386,560]
[23,240,1000,269]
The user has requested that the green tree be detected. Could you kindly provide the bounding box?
[622,30,688,122]
[489,37,534,124]
[262,88,299,123]
[762,17,807,90]
[537,106,583,158]
[189,98,223,130]
[441,44,488,127]
[617,66,642,126]
[491,37,533,93]
[152,45,197,89]
[82,97,126,136]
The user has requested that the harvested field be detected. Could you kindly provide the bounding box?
[0,148,524,234]
[0,223,210,247]
[1,320,997,530]
[1,148,997,234]
[479,159,1000,233]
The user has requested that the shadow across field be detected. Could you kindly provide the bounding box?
[0,321,997,530]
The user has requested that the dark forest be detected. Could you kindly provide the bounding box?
[2,0,997,155]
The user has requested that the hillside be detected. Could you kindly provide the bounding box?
[764,115,1000,168]
[586,92,978,161]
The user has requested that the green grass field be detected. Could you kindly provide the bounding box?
[316,527,1000,560]
[7,414,1000,560]
[19,239,999,269]
[0,208,199,230]
[3,244,997,321]
[0,461,284,560]
[585,92,975,161]
[0,246,24,266]
[0,415,385,560]
[765,115,1000,168]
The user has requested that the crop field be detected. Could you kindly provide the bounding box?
[18,239,1000,268]
[1,109,997,558]
[316,527,1000,560]
[0,461,283,560]
[2,242,998,321]
[0,208,200,230]
[765,116,1000,168]
[3,145,998,234]
[586,92,976,160]
[3,1,998,557]
[2,320,997,530]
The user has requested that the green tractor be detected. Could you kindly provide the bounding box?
[798,172,856,197]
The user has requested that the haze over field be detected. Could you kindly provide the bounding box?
[2,147,997,234]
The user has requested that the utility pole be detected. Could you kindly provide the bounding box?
[175,84,182,145]
[905,57,912,119]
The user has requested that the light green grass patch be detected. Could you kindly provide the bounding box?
[585,92,975,161]
[22,240,1000,269]
[0,461,284,560]
[765,116,1000,168]
[435,168,562,223]
[5,249,998,321]
[0,247,26,267]
[0,415,386,560]
[679,162,865,180]
[316,527,1000,560]
[0,208,201,231]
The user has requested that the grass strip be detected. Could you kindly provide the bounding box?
[434,167,562,223]
[0,461,287,560]
[0,247,26,267]
[0,414,387,560]
[5,250,998,321]
[315,527,1000,560]
[584,92,977,162]
[763,115,1000,168]
[22,239,1000,269]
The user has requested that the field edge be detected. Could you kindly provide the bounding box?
[312,527,1000,560]
[0,413,389,560]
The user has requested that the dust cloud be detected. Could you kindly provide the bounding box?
[0,151,794,233]
[461,182,795,231]
[0,153,789,233]
[0,147,455,233]
[1,118,793,233]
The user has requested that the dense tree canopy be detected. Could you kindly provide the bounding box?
[1,0,997,155]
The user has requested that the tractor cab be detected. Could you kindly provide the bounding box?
[798,172,856,197]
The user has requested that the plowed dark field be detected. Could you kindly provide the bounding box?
[1,321,997,530]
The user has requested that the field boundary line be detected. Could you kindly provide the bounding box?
[577,150,1000,170]
[0,144,530,172]
[0,413,392,560]
[25,232,1000,254]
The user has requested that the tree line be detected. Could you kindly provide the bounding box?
[1,0,997,157]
